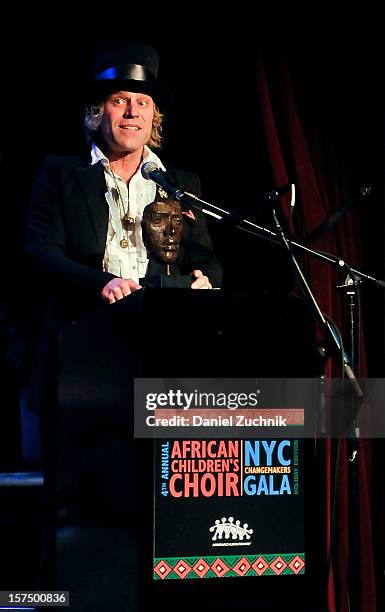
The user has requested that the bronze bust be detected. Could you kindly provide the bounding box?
[142,195,183,266]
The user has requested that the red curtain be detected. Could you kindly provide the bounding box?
[255,57,375,611]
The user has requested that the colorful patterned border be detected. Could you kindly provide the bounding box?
[154,553,305,580]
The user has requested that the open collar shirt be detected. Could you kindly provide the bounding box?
[90,143,166,283]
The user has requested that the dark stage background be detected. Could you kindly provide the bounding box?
[0,11,384,612]
[1,14,384,341]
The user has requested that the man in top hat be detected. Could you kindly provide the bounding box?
[26,40,222,320]
[22,41,223,608]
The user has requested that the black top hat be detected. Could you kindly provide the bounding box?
[88,40,171,109]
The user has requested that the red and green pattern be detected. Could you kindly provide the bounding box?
[154,553,305,580]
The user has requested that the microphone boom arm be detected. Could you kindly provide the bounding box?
[182,191,385,289]
[140,162,384,288]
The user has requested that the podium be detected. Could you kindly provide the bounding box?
[55,289,323,611]
[58,286,321,383]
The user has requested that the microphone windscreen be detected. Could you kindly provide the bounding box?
[141,161,159,180]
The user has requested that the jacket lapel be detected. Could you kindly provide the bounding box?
[75,161,108,252]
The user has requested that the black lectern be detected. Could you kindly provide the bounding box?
[59,287,321,385]
[55,289,322,611]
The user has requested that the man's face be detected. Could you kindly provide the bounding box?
[143,200,183,263]
[100,90,154,155]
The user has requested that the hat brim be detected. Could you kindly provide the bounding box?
[86,79,172,111]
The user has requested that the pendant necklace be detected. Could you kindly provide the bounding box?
[111,173,135,249]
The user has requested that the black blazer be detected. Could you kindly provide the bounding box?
[27,155,222,318]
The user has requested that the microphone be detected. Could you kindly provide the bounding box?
[141,162,185,201]
[264,184,291,201]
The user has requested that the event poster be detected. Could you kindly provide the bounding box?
[153,438,304,580]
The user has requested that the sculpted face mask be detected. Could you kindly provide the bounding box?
[143,198,182,264]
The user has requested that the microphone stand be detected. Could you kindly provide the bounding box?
[182,190,385,290]
[183,188,368,612]
[181,190,382,380]
[337,272,362,612]
[262,196,363,395]
[183,186,369,399]
[266,195,364,612]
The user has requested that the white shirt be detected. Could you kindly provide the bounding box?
[90,144,166,283]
